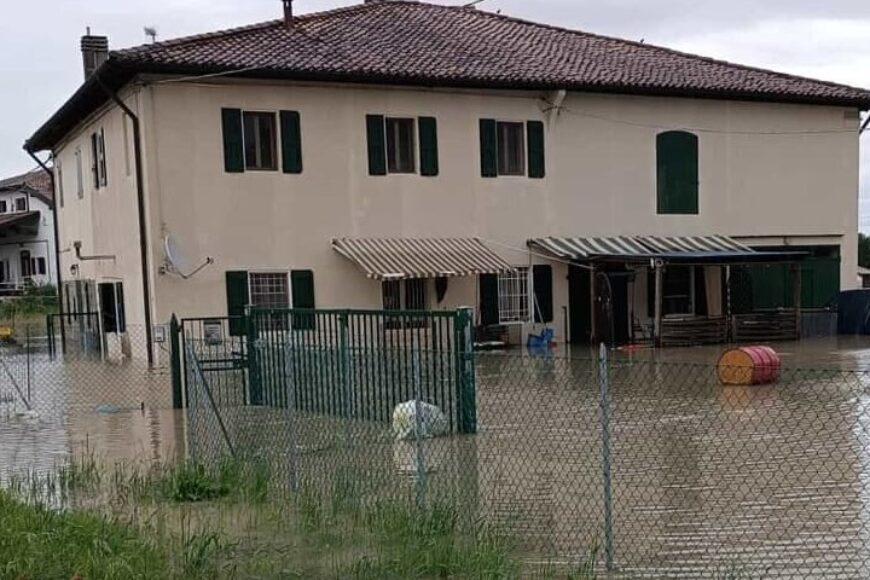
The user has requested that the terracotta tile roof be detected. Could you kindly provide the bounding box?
[111,1,870,107]
[25,1,870,152]
[0,169,53,207]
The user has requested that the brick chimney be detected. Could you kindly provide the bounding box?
[282,0,293,27]
[81,29,108,79]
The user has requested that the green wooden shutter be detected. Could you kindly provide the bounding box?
[532,265,553,323]
[479,273,500,325]
[657,131,698,214]
[418,117,439,177]
[225,270,249,336]
[221,108,245,173]
[290,270,316,330]
[479,119,497,178]
[366,115,387,176]
[527,121,545,179]
[280,110,303,174]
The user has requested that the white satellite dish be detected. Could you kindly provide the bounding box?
[163,234,213,279]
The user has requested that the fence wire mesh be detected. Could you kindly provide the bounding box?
[184,338,870,577]
[0,321,178,479]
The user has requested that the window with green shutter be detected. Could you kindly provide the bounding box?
[225,270,249,336]
[290,270,316,330]
[479,119,498,178]
[479,273,500,325]
[527,121,545,179]
[366,114,387,176]
[657,131,699,214]
[532,265,553,322]
[280,110,303,174]
[221,109,245,173]
[418,117,439,176]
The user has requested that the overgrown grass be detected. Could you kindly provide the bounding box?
[2,455,601,578]
[0,489,171,579]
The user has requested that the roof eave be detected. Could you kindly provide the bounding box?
[124,61,870,109]
[25,60,870,152]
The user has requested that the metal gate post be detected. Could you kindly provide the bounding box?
[170,315,184,409]
[598,342,615,571]
[455,307,477,434]
[247,310,263,406]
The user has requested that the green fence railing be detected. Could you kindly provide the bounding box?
[179,308,477,435]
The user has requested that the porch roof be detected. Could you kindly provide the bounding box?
[528,235,804,263]
[332,237,514,280]
[0,211,40,236]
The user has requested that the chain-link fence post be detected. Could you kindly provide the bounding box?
[25,326,31,405]
[412,346,427,510]
[598,342,615,571]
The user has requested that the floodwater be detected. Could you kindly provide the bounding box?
[6,336,870,577]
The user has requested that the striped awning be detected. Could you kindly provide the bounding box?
[529,235,756,261]
[332,237,514,280]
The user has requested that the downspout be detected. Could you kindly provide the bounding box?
[860,114,870,135]
[25,150,66,349]
[93,75,154,367]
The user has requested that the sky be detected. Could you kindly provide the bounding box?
[2,0,869,226]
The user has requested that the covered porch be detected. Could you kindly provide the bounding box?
[529,235,805,347]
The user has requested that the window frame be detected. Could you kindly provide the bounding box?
[248,271,291,309]
[496,121,526,176]
[497,267,531,324]
[99,281,126,334]
[56,160,64,208]
[385,117,417,174]
[14,197,27,212]
[242,111,279,172]
[0,200,6,214]
[19,250,32,279]
[662,266,695,317]
[382,278,429,329]
[75,146,84,199]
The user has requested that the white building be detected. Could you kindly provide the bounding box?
[0,170,57,294]
[23,1,870,357]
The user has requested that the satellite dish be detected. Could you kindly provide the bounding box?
[163,234,213,279]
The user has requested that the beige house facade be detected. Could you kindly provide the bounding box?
[26,1,870,357]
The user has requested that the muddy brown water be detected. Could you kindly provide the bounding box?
[4,336,870,577]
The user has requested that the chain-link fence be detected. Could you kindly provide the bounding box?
[0,322,179,478]
[184,337,870,577]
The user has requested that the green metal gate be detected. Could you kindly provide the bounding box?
[177,308,476,435]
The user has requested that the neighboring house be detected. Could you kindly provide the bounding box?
[23,1,870,356]
[858,267,870,289]
[0,170,57,295]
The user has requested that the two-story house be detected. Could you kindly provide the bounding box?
[24,0,870,359]
[0,170,57,294]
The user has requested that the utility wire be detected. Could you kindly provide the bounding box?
[557,104,862,136]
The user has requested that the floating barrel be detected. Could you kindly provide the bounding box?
[717,346,781,386]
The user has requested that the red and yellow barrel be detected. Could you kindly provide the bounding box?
[717,346,781,386]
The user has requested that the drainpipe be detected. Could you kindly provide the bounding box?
[25,150,66,350]
[93,75,154,367]
[73,241,115,262]
[860,114,870,135]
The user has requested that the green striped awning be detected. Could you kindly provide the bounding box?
[332,237,514,280]
[529,235,756,260]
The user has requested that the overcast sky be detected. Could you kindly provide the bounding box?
[2,0,869,227]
